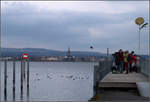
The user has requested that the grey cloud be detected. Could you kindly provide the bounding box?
[1,1,149,54]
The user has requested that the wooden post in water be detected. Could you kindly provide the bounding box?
[27,60,30,100]
[13,60,16,101]
[4,60,7,101]
[20,60,23,100]
[23,60,26,79]
[0,59,2,102]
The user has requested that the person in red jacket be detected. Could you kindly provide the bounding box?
[128,51,134,72]
[132,54,137,72]
[132,54,137,64]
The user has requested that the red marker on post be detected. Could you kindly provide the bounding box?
[23,53,28,60]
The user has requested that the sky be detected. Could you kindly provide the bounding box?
[1,1,149,54]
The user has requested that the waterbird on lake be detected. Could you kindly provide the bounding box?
[75,76,79,79]
[85,76,89,79]
[47,74,52,79]
[66,75,73,79]
[60,75,64,78]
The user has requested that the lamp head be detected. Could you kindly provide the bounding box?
[135,17,144,25]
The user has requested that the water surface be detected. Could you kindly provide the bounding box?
[0,61,97,101]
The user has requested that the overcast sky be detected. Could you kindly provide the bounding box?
[1,1,149,54]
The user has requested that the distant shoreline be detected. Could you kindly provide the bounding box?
[0,60,99,62]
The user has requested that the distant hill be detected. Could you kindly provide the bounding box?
[1,48,107,57]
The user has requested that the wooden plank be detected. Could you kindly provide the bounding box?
[99,82,137,88]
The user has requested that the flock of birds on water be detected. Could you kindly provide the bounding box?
[33,73,90,81]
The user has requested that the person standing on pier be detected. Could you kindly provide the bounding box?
[132,54,137,72]
[118,49,124,73]
[112,52,119,73]
[128,51,134,72]
[114,52,120,73]
[123,51,129,74]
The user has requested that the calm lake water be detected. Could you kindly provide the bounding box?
[0,61,98,101]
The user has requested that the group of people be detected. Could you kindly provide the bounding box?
[112,49,137,74]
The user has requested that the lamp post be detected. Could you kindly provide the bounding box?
[107,48,109,60]
[135,17,149,78]
[135,17,145,56]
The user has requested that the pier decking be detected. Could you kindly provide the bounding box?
[91,72,150,101]
[101,72,149,83]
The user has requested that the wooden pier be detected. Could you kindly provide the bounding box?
[90,72,149,101]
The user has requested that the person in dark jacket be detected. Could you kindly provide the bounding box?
[118,49,124,73]
[113,52,120,72]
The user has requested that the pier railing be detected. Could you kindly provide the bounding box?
[94,60,112,82]
[139,59,150,77]
[93,59,112,97]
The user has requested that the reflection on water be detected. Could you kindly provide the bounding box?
[0,62,97,101]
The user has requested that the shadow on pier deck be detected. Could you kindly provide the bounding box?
[90,60,150,101]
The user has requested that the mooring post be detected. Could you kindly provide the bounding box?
[13,60,16,101]
[0,60,2,102]
[4,60,7,101]
[20,60,23,100]
[0,58,1,101]
[23,60,26,79]
[27,59,30,100]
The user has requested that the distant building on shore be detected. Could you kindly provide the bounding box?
[64,47,75,61]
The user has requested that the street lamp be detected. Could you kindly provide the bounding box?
[135,17,148,56]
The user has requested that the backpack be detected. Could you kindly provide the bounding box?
[127,54,132,62]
